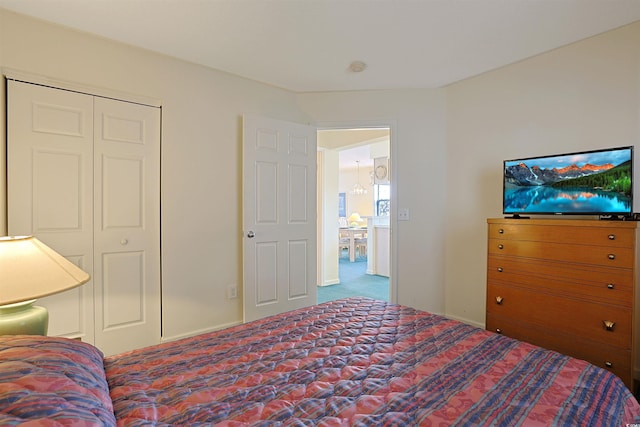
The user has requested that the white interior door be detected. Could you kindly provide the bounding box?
[7,80,161,355]
[243,114,317,322]
[93,97,161,355]
[7,80,95,341]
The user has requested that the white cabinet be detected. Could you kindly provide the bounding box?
[366,218,390,277]
[7,80,161,356]
[373,226,390,277]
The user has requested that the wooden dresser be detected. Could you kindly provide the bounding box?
[486,218,639,389]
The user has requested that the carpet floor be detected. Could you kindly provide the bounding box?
[317,252,389,303]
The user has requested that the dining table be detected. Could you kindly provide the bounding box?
[339,227,367,262]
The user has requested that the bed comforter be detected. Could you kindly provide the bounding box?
[1,297,639,426]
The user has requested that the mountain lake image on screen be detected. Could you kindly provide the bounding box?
[503,146,633,215]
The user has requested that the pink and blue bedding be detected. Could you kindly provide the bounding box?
[1,297,639,426]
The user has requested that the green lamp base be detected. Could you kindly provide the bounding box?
[0,300,48,335]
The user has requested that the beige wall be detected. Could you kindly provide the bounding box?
[445,21,640,326]
[0,9,310,340]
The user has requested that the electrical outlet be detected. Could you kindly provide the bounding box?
[227,284,238,299]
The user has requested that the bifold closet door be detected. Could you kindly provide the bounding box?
[7,79,161,355]
[8,81,95,342]
[93,97,161,355]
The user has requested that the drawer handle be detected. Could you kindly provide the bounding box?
[497,267,503,273]
[498,244,504,250]
[608,254,616,260]
[495,296,503,305]
[607,283,615,289]
[496,328,502,334]
[605,361,613,368]
[608,234,616,240]
[603,320,616,331]
[498,229,504,234]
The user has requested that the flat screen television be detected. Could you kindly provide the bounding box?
[503,146,634,216]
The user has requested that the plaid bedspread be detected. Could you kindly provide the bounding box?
[0,336,116,426]
[104,298,640,426]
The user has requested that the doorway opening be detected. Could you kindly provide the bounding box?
[316,127,391,304]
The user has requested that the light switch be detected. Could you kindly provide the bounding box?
[398,208,410,221]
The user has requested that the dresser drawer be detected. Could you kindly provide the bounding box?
[488,223,634,248]
[487,255,632,307]
[486,283,632,349]
[486,313,632,387]
[488,238,634,268]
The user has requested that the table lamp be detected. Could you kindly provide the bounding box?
[0,236,90,335]
[348,212,362,227]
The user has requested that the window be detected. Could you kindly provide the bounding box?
[375,184,390,216]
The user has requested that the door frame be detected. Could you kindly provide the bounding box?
[316,120,397,303]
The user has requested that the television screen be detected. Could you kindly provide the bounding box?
[503,146,633,216]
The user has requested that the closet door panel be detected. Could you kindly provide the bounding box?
[7,80,95,341]
[94,97,161,355]
[101,155,145,329]
[102,251,145,328]
[34,151,83,231]
[41,254,90,337]
[102,156,144,228]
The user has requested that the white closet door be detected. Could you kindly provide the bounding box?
[7,80,161,355]
[7,80,95,341]
[93,97,161,355]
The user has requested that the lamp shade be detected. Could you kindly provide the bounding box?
[0,236,90,306]
[348,213,361,223]
[348,212,362,227]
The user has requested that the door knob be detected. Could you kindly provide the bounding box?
[247,231,255,238]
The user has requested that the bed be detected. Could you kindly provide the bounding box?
[1,297,639,426]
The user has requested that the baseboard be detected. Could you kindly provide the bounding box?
[161,320,242,344]
[445,313,484,330]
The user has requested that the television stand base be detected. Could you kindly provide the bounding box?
[505,214,530,219]
[599,214,639,221]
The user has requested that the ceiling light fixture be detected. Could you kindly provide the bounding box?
[351,161,368,196]
[349,61,367,73]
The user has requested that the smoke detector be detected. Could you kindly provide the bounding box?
[348,61,367,73]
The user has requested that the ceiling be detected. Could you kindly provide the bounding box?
[319,129,389,169]
[2,0,640,92]
[339,145,376,170]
